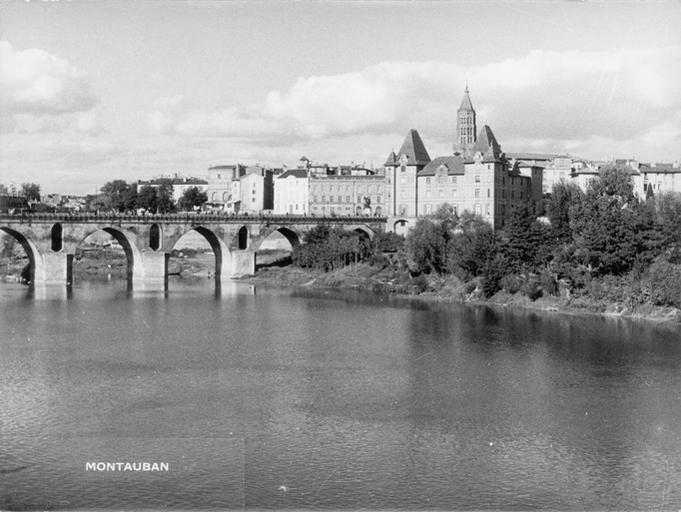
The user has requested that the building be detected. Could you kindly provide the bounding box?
[237,166,274,214]
[418,124,532,229]
[384,88,539,231]
[206,164,245,209]
[308,172,385,216]
[384,129,432,218]
[274,168,309,214]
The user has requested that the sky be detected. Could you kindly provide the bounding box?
[1,0,680,195]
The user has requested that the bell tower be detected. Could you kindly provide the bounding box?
[455,85,476,157]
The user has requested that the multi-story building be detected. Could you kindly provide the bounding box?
[308,172,385,216]
[236,166,274,214]
[206,164,245,208]
[384,129,432,218]
[639,161,681,196]
[274,169,309,214]
[384,88,540,231]
[418,125,532,229]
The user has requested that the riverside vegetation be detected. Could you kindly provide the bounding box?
[253,166,681,323]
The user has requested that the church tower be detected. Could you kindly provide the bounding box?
[455,85,476,157]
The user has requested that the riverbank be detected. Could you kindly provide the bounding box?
[240,263,681,325]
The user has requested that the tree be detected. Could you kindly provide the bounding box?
[0,184,8,195]
[101,180,137,212]
[545,181,584,243]
[178,186,208,211]
[447,212,499,278]
[136,185,158,212]
[156,183,176,213]
[21,182,41,202]
[570,165,654,276]
[655,192,681,262]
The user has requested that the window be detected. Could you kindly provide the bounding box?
[346,195,350,203]
[377,195,382,204]
[322,195,326,202]
[438,189,444,198]
[357,195,362,203]
[451,176,457,184]
[314,195,318,202]
[425,204,432,215]
[453,188,458,196]
[487,189,490,198]
[475,188,480,198]
[475,175,480,183]
[401,164,406,173]
[426,190,431,198]
[475,204,481,215]
[426,177,431,184]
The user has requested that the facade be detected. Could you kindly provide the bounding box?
[639,162,681,197]
[308,173,385,216]
[274,169,309,214]
[237,166,274,213]
[206,164,245,208]
[418,125,532,229]
[384,129,432,218]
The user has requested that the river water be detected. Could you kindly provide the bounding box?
[1,278,680,510]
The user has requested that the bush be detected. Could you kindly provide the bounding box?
[539,268,559,296]
[500,274,522,294]
[520,277,543,301]
[643,258,681,308]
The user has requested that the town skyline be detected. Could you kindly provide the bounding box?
[1,1,680,195]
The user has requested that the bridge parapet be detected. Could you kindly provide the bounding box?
[0,212,388,226]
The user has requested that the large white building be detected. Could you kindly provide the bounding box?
[274,169,309,214]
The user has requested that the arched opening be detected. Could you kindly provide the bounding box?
[254,227,301,270]
[168,227,225,280]
[51,223,63,252]
[355,206,362,215]
[74,228,139,282]
[394,219,409,237]
[0,227,39,284]
[374,206,382,216]
[353,227,372,240]
[237,226,248,250]
[149,224,161,251]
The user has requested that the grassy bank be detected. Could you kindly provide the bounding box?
[241,263,681,325]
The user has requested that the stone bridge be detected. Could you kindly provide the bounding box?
[0,212,386,285]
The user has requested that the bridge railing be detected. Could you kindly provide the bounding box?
[0,211,388,224]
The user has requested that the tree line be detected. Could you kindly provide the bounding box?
[402,165,681,308]
[89,180,207,213]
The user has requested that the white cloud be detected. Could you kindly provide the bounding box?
[0,41,98,116]
[149,46,681,161]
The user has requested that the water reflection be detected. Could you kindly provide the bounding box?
[1,281,680,509]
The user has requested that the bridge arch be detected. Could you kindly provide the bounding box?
[0,227,42,283]
[345,225,375,240]
[170,226,231,279]
[393,219,409,236]
[77,227,143,281]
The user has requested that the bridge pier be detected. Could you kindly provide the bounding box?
[224,249,255,279]
[34,252,72,285]
[134,251,169,282]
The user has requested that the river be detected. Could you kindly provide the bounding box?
[1,278,680,510]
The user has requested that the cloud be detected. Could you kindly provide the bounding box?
[0,41,98,116]
[150,46,681,160]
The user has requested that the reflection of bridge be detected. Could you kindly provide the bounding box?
[0,213,386,285]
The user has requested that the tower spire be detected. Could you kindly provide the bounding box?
[455,85,476,156]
